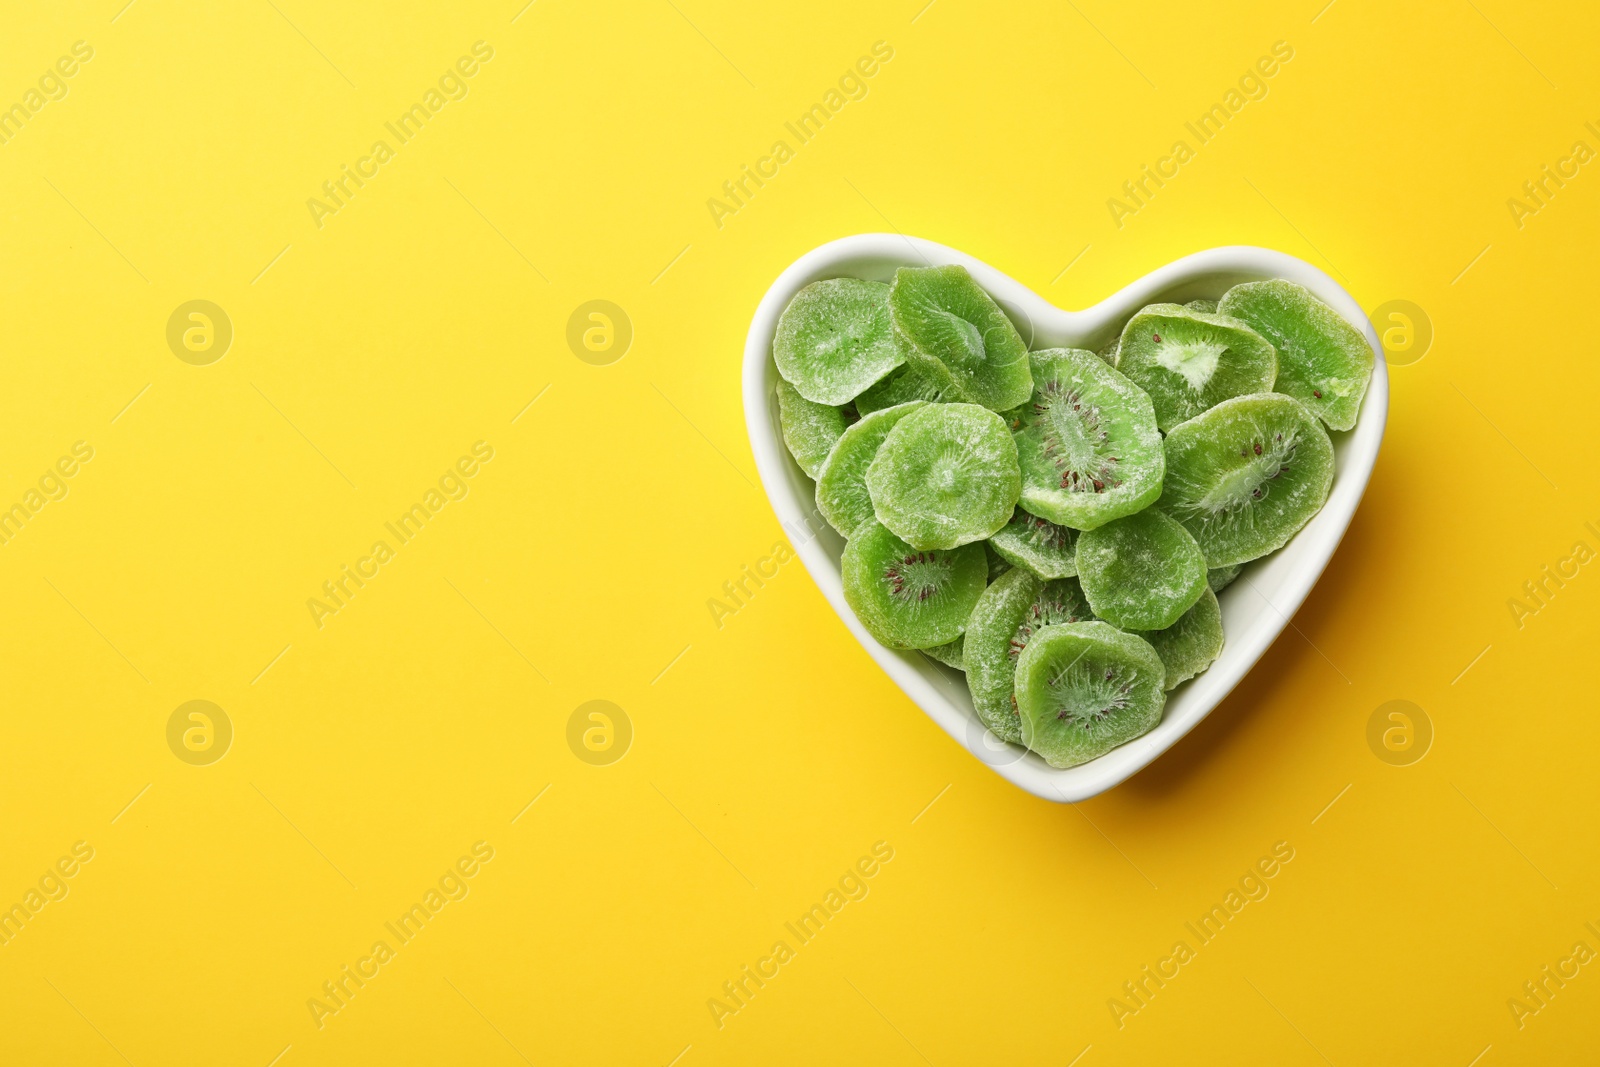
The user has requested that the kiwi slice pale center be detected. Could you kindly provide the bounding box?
[1036,377,1121,494]
[813,332,846,359]
[1045,656,1136,730]
[1152,335,1227,392]
[940,312,984,367]
[1195,429,1301,513]
[929,445,966,492]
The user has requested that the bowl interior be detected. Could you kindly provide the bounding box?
[744,236,1387,802]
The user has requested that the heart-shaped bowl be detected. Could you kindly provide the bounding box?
[743,235,1387,802]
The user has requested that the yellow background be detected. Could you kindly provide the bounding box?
[1,0,1596,1063]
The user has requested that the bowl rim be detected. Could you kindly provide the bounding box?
[742,234,1388,802]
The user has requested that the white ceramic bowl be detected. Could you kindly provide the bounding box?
[742,235,1387,802]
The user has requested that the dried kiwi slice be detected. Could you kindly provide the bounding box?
[888,265,1032,411]
[1207,564,1241,593]
[922,635,965,671]
[1159,393,1334,566]
[773,278,903,405]
[776,380,853,479]
[1184,298,1218,313]
[983,540,1011,582]
[1075,509,1208,630]
[1218,279,1374,431]
[853,362,951,415]
[841,520,987,649]
[815,401,926,536]
[865,403,1020,551]
[1096,337,1120,369]
[1131,587,1224,691]
[1013,348,1164,532]
[1014,621,1166,769]
[989,508,1078,579]
[1116,304,1278,431]
[964,569,1094,744]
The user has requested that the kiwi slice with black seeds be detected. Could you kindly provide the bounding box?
[1159,393,1335,566]
[1014,621,1166,768]
[1116,303,1278,431]
[842,520,987,650]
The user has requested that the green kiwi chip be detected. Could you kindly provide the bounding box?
[1014,621,1166,768]
[773,278,904,405]
[1184,298,1218,313]
[776,380,854,479]
[1207,564,1241,593]
[1013,349,1164,531]
[1096,337,1120,369]
[815,401,927,536]
[1218,279,1374,431]
[1131,587,1224,691]
[1116,303,1278,432]
[1159,393,1335,566]
[1075,509,1208,630]
[888,265,1033,412]
[865,403,1020,551]
[922,635,965,671]
[842,520,987,649]
[984,540,1012,582]
[964,569,1094,743]
[989,508,1078,579]
[854,362,952,415]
